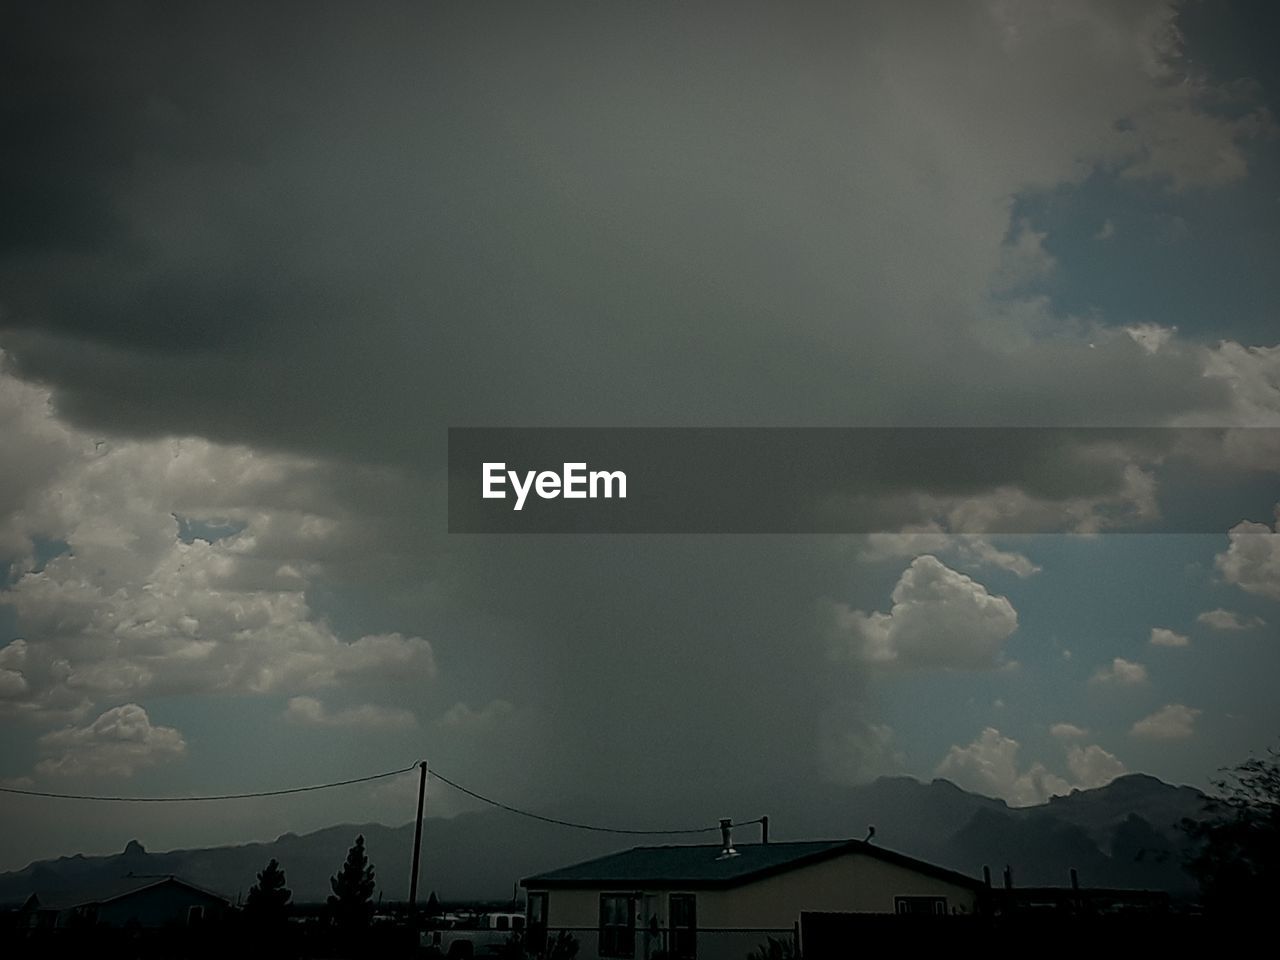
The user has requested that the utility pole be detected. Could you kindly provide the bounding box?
[408,761,428,919]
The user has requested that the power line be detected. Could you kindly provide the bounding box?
[0,760,763,837]
[0,763,418,802]
[428,767,762,836]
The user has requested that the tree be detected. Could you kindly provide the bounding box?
[245,858,292,924]
[328,834,377,929]
[1182,744,1280,914]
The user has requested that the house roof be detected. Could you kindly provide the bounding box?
[521,840,983,891]
[24,875,230,912]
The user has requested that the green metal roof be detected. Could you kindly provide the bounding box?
[521,840,982,891]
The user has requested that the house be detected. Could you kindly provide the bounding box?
[521,826,984,960]
[20,875,230,930]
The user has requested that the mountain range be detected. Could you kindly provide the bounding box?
[0,773,1212,905]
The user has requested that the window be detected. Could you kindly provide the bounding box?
[669,894,696,959]
[495,915,509,931]
[893,896,947,915]
[599,894,635,958]
[187,905,205,925]
[527,893,548,954]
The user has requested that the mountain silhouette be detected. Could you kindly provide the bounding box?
[0,773,1208,903]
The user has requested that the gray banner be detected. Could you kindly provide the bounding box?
[447,427,1279,533]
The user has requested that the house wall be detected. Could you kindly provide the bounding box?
[696,853,980,924]
[544,887,611,929]
[532,850,980,960]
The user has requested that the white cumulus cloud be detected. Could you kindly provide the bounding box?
[1201,342,1280,426]
[1065,743,1128,788]
[936,727,1126,814]
[936,727,1069,806]
[1090,657,1149,686]
[936,727,1127,806]
[35,703,186,778]
[1050,722,1089,740]
[0,368,436,723]
[1130,703,1201,740]
[1215,506,1280,600]
[830,556,1018,669]
[1196,608,1265,630]
[1149,627,1189,648]
[1126,323,1176,355]
[859,529,1041,578]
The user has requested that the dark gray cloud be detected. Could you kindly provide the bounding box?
[0,0,1247,457]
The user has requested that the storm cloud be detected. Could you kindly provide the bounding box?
[2,0,1278,868]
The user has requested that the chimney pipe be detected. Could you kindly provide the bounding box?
[760,816,769,845]
[718,819,736,857]
[1003,865,1013,891]
[1070,868,1079,891]
[983,866,992,888]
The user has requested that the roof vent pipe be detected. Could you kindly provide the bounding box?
[718,819,737,858]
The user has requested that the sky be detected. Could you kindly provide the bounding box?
[0,0,1278,871]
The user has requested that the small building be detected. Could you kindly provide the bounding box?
[21,875,230,930]
[521,832,984,960]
